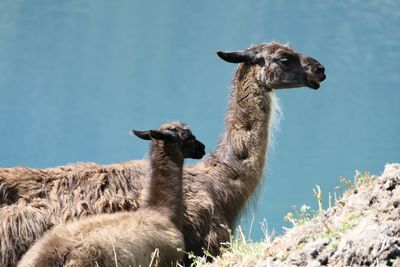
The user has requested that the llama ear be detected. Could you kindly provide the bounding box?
[130,130,151,140]
[216,50,261,64]
[149,130,177,141]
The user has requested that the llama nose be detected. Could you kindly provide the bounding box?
[199,143,206,154]
[200,143,206,152]
[316,64,325,74]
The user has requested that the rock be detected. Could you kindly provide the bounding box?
[207,164,400,267]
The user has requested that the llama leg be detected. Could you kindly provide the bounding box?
[17,227,80,267]
[64,243,104,267]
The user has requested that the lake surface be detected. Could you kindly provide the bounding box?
[0,1,399,239]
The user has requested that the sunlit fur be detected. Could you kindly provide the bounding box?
[0,42,325,266]
[17,122,205,267]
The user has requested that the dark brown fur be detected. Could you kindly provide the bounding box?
[0,42,326,266]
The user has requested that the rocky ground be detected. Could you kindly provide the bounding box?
[201,163,400,267]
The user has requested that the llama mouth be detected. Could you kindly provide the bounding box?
[191,148,206,159]
[306,75,325,90]
[307,80,321,90]
[192,152,205,159]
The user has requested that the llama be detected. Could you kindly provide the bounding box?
[0,42,326,266]
[17,122,206,267]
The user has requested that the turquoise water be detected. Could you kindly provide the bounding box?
[0,1,399,239]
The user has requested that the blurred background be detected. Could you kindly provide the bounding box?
[0,1,399,239]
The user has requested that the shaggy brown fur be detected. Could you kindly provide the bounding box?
[17,209,183,267]
[0,42,326,267]
[17,122,205,267]
[1,162,145,266]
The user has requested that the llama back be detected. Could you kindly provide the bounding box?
[0,160,147,267]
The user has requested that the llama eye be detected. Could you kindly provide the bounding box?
[279,57,289,63]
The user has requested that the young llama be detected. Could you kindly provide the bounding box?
[0,42,326,266]
[17,122,205,267]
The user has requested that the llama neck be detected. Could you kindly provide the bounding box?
[143,142,184,230]
[212,64,276,219]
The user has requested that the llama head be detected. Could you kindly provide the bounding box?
[217,42,326,90]
[131,122,206,159]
